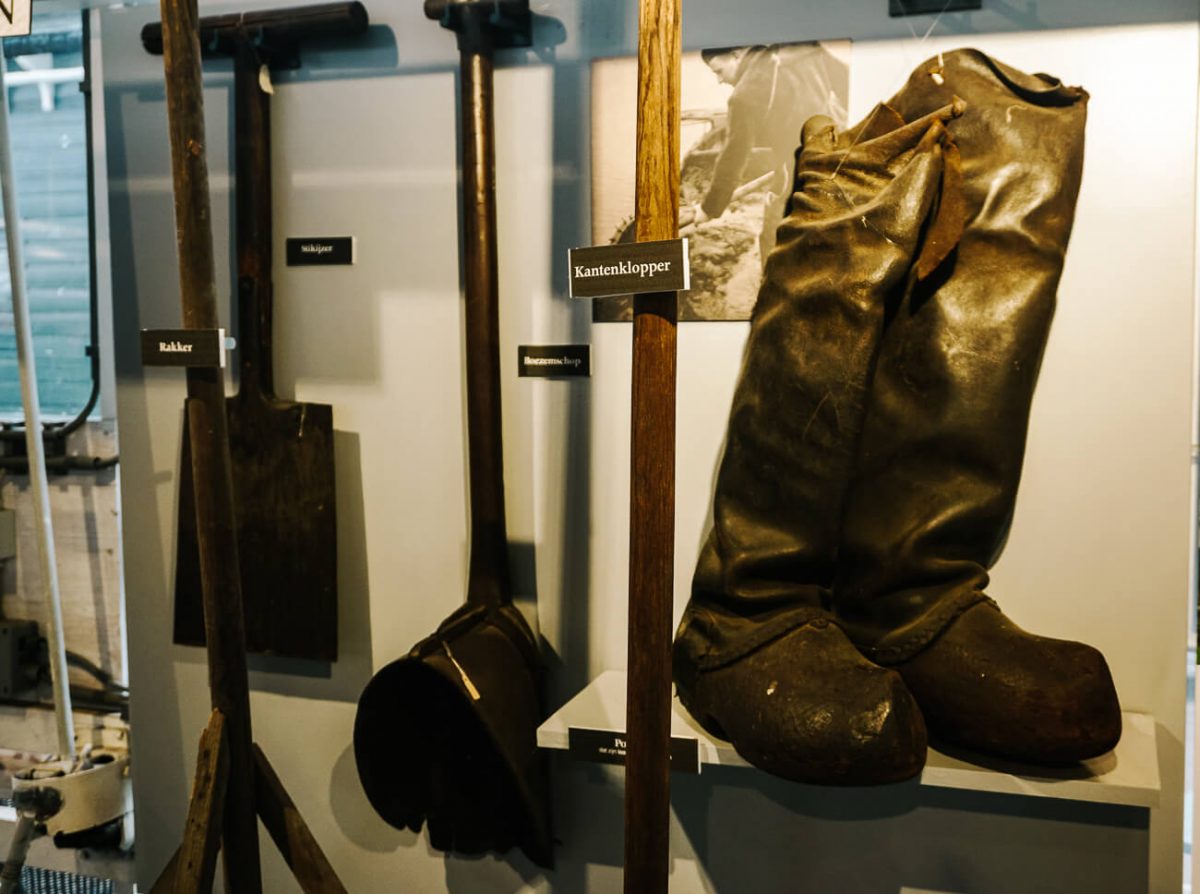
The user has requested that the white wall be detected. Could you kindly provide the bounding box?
[102,1,1197,891]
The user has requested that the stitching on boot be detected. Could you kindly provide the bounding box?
[697,608,835,671]
[864,592,992,664]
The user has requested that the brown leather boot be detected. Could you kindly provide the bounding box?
[833,49,1121,765]
[674,99,966,785]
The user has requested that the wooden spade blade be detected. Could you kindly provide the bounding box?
[175,395,337,661]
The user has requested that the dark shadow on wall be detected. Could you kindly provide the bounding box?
[546,54,595,709]
[328,741,413,854]
[672,764,1149,894]
[441,759,626,894]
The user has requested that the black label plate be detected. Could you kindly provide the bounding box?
[889,0,979,15]
[140,328,226,368]
[286,237,355,266]
[568,238,689,299]
[568,727,700,774]
[518,344,591,378]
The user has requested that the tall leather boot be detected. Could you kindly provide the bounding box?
[834,50,1121,765]
[673,98,966,784]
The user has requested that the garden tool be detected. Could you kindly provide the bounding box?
[834,49,1121,764]
[353,0,551,867]
[143,1,370,662]
[673,96,967,785]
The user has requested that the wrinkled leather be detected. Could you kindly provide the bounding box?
[673,98,964,783]
[901,602,1120,762]
[832,50,1121,762]
[680,620,928,785]
[835,50,1088,660]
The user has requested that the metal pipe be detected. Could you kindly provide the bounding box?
[1,67,84,88]
[2,31,83,58]
[0,62,75,761]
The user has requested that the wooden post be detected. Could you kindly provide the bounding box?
[624,0,681,891]
[459,44,512,611]
[254,745,347,894]
[176,712,230,894]
[156,0,262,888]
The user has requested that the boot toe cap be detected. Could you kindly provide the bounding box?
[681,622,928,785]
[900,603,1122,764]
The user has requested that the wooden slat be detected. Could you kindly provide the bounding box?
[253,744,348,894]
[624,0,680,892]
[156,0,262,886]
[175,710,229,894]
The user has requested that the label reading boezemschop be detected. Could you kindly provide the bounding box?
[518,345,590,378]
[568,238,690,299]
[286,237,355,266]
[568,727,700,774]
[140,328,226,368]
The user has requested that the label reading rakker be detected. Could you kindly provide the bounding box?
[568,238,690,299]
[518,345,590,378]
[286,237,355,266]
[139,328,227,368]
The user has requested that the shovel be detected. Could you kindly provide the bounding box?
[143,2,369,662]
[353,0,551,866]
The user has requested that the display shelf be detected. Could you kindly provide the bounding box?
[538,670,1160,808]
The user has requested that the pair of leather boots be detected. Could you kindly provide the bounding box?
[673,49,1122,785]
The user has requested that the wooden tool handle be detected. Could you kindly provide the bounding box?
[234,42,275,403]
[141,2,369,58]
[157,0,262,887]
[460,47,512,610]
[624,0,680,891]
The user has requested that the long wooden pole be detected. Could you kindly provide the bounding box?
[460,46,512,612]
[624,0,680,890]
[157,0,262,888]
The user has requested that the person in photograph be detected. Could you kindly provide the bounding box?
[689,43,842,260]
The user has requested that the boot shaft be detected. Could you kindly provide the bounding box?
[834,50,1089,661]
[679,99,964,676]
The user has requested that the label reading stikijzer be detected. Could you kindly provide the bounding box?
[568,238,690,299]
[518,345,591,378]
[286,237,355,266]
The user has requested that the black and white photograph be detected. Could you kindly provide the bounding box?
[591,40,851,322]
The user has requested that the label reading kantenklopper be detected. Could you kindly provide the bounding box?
[518,345,590,378]
[568,238,690,299]
[568,727,700,774]
[286,237,355,266]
